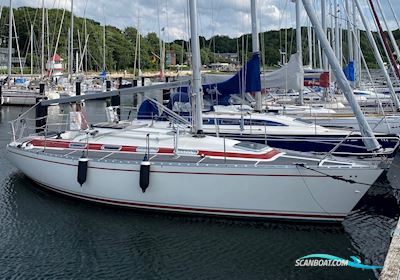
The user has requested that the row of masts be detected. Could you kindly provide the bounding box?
[191,0,391,148]
[6,0,107,82]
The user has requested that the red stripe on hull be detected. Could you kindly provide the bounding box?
[31,179,345,221]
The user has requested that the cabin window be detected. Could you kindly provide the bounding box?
[203,118,287,126]
[102,144,122,151]
[69,142,87,149]
[234,141,269,152]
[243,119,287,126]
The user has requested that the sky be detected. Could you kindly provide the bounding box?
[6,0,400,42]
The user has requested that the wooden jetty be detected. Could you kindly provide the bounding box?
[381,217,400,279]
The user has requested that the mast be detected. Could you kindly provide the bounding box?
[302,0,381,151]
[41,0,45,78]
[334,0,340,66]
[295,0,304,105]
[30,24,33,75]
[321,0,327,70]
[83,0,88,73]
[307,20,312,68]
[353,0,360,87]
[46,9,50,64]
[345,0,353,62]
[103,24,106,71]
[321,0,329,100]
[339,24,343,66]
[7,0,12,87]
[133,15,139,77]
[353,0,400,110]
[159,38,165,80]
[67,28,70,74]
[84,18,87,72]
[12,11,22,75]
[317,39,322,69]
[138,25,141,75]
[50,8,65,77]
[189,0,203,135]
[374,0,400,69]
[367,0,400,81]
[70,0,74,77]
[251,0,262,111]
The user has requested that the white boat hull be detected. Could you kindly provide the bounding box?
[301,115,400,134]
[7,145,381,222]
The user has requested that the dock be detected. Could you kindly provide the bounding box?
[381,217,400,280]
[1,91,42,106]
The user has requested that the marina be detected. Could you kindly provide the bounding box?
[0,0,400,278]
[1,104,399,279]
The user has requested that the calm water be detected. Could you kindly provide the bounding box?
[0,104,399,279]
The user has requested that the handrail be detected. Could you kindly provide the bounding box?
[8,111,73,143]
[320,131,356,163]
[144,96,191,127]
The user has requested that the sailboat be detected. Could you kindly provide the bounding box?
[139,53,398,160]
[6,0,386,222]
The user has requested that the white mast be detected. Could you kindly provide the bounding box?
[83,0,88,73]
[345,0,353,62]
[353,0,400,110]
[317,39,322,69]
[321,0,329,101]
[103,24,106,71]
[295,0,304,105]
[84,18,87,72]
[46,8,50,64]
[307,20,312,68]
[70,0,74,77]
[7,0,12,87]
[321,0,327,70]
[67,28,70,74]
[75,51,79,75]
[353,0,360,87]
[302,0,381,151]
[189,0,203,135]
[251,0,262,111]
[50,8,65,77]
[12,12,23,75]
[334,0,340,66]
[133,5,140,77]
[30,24,33,75]
[41,0,45,78]
[138,22,141,75]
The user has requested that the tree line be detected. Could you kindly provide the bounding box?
[0,6,398,74]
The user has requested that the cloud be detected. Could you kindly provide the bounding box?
[8,0,400,41]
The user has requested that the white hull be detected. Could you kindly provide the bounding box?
[7,145,381,222]
[301,115,400,134]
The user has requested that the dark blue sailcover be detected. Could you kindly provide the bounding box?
[137,100,160,119]
[343,61,355,82]
[139,53,261,118]
[171,52,261,107]
[202,52,261,98]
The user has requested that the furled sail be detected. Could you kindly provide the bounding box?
[203,53,304,91]
[261,53,304,90]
